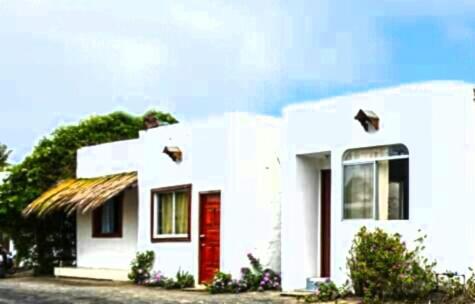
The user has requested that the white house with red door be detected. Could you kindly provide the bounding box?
[40,112,281,283]
[24,81,475,291]
[280,81,475,291]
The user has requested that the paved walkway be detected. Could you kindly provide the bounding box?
[0,277,301,304]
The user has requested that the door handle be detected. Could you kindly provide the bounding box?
[200,234,205,238]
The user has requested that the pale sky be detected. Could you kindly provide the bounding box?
[1,0,474,162]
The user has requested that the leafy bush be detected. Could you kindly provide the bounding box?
[304,281,352,303]
[434,272,466,302]
[206,254,281,294]
[144,271,166,287]
[129,251,155,284]
[174,269,195,289]
[465,270,475,301]
[143,269,194,289]
[347,227,436,303]
[239,267,259,290]
[207,272,238,294]
[0,110,177,274]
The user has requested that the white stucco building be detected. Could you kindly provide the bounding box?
[28,81,475,291]
[281,81,475,290]
[52,113,282,282]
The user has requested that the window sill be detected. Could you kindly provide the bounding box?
[341,218,409,222]
[92,233,123,238]
[151,236,191,243]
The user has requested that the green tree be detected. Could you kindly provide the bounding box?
[0,143,11,170]
[0,110,177,274]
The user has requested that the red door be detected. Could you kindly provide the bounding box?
[199,192,221,283]
[321,170,331,277]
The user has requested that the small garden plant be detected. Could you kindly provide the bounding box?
[206,253,281,294]
[129,251,195,289]
[128,251,155,284]
[304,280,352,303]
[143,269,195,289]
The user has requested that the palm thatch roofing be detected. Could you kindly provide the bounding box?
[23,172,137,217]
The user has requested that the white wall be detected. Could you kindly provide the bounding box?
[74,113,281,277]
[77,139,140,178]
[76,187,138,270]
[281,81,475,290]
[76,139,140,270]
[221,114,282,275]
[136,113,282,280]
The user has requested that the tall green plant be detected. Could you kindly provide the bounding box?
[0,110,177,274]
[347,227,436,303]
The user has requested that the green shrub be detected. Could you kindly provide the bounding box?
[174,269,195,289]
[347,227,436,303]
[206,254,281,294]
[207,272,237,294]
[129,251,155,284]
[465,270,475,301]
[304,281,352,303]
[0,111,177,275]
[239,267,260,290]
[162,277,179,289]
[243,254,281,291]
[143,269,194,289]
[435,272,465,302]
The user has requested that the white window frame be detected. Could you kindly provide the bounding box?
[152,189,190,239]
[342,148,409,220]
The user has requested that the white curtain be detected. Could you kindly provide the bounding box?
[344,163,374,219]
[101,199,116,233]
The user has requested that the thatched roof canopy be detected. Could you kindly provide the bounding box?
[23,172,137,217]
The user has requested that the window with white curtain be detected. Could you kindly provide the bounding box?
[151,185,191,242]
[343,144,409,220]
[92,195,122,238]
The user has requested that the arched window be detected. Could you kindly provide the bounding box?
[342,144,409,220]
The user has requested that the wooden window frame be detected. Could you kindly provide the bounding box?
[92,194,123,238]
[150,184,192,243]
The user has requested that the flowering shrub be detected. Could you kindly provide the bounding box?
[347,227,436,303]
[206,254,281,294]
[461,270,475,302]
[256,269,281,291]
[243,253,281,291]
[128,251,155,284]
[143,271,166,287]
[304,280,352,303]
[207,272,238,294]
[143,269,194,289]
[436,272,465,301]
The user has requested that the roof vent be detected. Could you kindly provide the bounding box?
[144,113,160,130]
[355,109,380,132]
[163,146,182,162]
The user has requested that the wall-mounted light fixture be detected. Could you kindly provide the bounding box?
[163,146,182,162]
[354,109,380,132]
